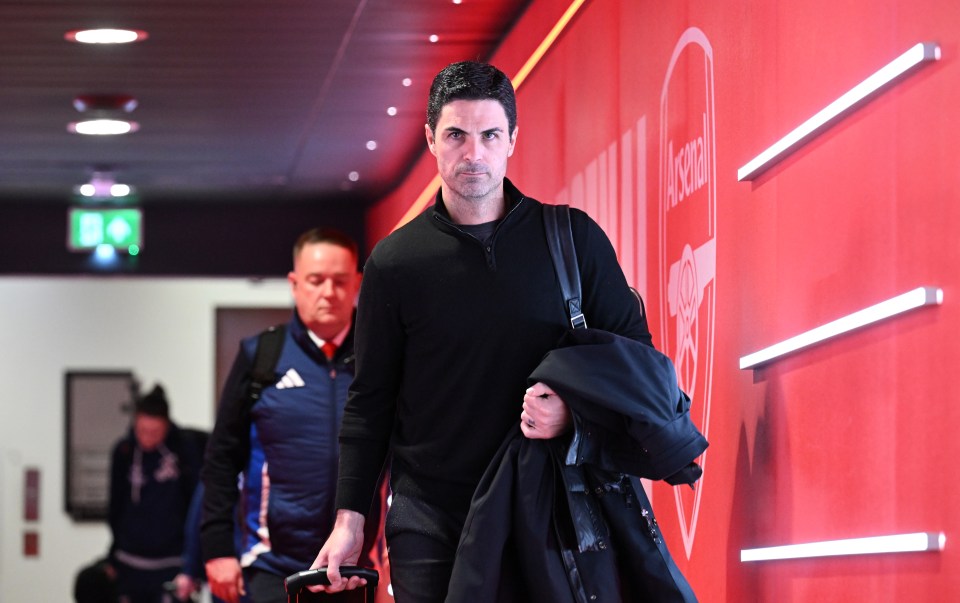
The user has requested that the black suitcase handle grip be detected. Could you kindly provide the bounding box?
[284,566,379,593]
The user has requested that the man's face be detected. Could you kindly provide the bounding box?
[134,414,169,451]
[426,99,517,204]
[288,242,361,340]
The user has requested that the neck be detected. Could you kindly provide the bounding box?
[442,185,507,225]
[306,322,348,344]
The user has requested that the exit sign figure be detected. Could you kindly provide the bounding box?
[67,208,142,253]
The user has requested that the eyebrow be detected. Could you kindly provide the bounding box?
[443,126,504,135]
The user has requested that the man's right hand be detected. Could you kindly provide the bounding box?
[308,509,367,593]
[205,556,245,603]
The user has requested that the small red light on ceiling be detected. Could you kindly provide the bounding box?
[73,94,138,113]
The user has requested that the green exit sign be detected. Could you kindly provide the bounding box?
[68,208,142,253]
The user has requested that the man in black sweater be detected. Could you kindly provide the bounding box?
[310,61,651,602]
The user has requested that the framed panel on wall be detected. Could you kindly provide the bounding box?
[215,307,291,414]
[64,370,138,521]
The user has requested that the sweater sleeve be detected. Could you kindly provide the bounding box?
[199,342,253,562]
[181,482,206,578]
[336,254,399,514]
[571,208,653,346]
[107,440,127,560]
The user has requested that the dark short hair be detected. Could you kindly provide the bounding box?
[292,227,360,270]
[135,384,169,419]
[426,61,517,136]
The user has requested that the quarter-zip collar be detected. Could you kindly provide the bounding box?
[431,178,529,271]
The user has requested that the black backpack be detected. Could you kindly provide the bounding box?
[246,324,286,406]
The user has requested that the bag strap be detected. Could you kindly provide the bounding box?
[543,204,587,329]
[247,324,286,404]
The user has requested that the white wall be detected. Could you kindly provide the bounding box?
[0,276,292,603]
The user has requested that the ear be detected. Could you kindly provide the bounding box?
[507,126,518,157]
[287,270,297,292]
[353,271,363,302]
[425,123,437,156]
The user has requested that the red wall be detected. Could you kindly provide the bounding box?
[366,1,960,600]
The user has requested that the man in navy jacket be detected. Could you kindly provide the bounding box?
[201,228,368,603]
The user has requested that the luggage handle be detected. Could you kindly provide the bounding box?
[284,566,379,594]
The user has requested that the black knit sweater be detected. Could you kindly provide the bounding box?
[336,179,651,519]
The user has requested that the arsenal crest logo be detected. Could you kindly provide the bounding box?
[658,27,716,560]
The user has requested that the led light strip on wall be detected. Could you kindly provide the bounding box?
[741,532,945,562]
[738,42,941,181]
[740,286,943,369]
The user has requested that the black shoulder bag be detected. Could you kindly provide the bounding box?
[543,203,587,330]
[540,203,701,602]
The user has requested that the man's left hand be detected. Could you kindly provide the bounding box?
[521,382,571,439]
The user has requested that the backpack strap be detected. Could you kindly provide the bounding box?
[543,204,587,329]
[247,324,286,404]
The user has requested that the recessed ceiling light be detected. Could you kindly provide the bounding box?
[110,184,132,197]
[366,141,378,151]
[75,171,134,198]
[402,78,412,87]
[75,182,132,198]
[348,171,360,182]
[453,0,463,4]
[429,34,439,43]
[387,106,398,116]
[68,119,139,135]
[65,28,148,44]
